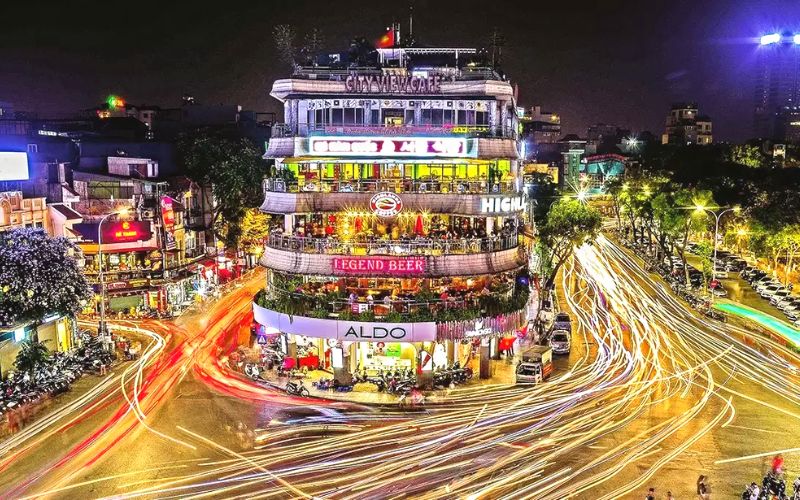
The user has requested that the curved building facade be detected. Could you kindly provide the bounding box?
[254,43,530,380]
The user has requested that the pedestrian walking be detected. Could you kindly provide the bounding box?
[100,363,107,376]
[645,487,656,500]
[697,475,709,499]
[772,454,785,475]
[667,490,675,500]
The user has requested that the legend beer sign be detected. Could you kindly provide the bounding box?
[332,256,426,276]
[309,136,470,158]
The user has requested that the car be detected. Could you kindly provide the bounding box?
[760,285,786,298]
[770,290,792,304]
[755,280,780,292]
[709,285,728,297]
[549,330,571,354]
[786,310,800,321]
[794,318,800,329]
[776,296,799,309]
[712,268,729,279]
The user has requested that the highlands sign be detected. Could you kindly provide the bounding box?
[345,73,443,94]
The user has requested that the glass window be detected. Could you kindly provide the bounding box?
[370,110,379,125]
[420,109,432,125]
[442,109,454,126]
[476,111,488,125]
[431,109,444,126]
[343,108,356,125]
[332,108,344,126]
[404,110,415,125]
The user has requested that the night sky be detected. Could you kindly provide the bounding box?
[2,0,800,141]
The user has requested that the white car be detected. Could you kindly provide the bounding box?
[776,296,799,310]
[712,269,729,279]
[549,330,571,355]
[794,318,800,329]
[761,285,786,298]
[770,290,792,305]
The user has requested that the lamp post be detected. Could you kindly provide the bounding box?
[693,205,740,303]
[97,208,129,338]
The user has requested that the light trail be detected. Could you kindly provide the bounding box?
[5,241,800,498]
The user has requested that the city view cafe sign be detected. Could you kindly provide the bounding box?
[345,73,443,94]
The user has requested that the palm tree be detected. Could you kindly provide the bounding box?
[14,339,50,375]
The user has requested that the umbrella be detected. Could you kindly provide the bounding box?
[414,214,424,235]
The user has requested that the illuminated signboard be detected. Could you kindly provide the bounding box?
[345,73,442,94]
[101,220,152,243]
[369,192,403,217]
[480,196,526,214]
[309,137,470,158]
[332,256,425,276]
[0,152,30,181]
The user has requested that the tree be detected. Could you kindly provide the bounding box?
[273,24,297,71]
[538,199,602,292]
[177,131,268,248]
[0,228,92,327]
[14,338,49,375]
[239,209,272,255]
[727,144,766,168]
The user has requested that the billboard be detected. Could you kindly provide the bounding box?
[0,152,30,181]
[308,137,472,158]
[100,221,152,243]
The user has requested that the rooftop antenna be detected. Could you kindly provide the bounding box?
[409,3,413,40]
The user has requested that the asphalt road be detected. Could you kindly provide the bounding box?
[0,244,799,499]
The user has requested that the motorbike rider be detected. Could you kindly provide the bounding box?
[793,476,800,499]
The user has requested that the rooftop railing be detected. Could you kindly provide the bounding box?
[266,233,518,256]
[262,178,517,195]
[271,122,517,140]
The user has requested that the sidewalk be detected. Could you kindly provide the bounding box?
[252,357,521,407]
[0,364,123,439]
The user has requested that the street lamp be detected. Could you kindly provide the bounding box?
[693,204,740,302]
[97,207,129,337]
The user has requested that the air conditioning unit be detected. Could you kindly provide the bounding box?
[141,209,155,219]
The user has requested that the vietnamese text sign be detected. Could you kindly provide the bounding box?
[101,220,152,243]
[332,256,425,276]
[309,137,470,158]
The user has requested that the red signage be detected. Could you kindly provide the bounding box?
[369,192,403,217]
[101,220,152,243]
[332,256,425,276]
[309,137,469,157]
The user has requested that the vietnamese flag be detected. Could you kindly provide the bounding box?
[377,27,395,48]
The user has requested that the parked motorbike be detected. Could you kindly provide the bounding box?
[285,380,310,397]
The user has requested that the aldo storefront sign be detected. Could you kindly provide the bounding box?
[252,302,438,342]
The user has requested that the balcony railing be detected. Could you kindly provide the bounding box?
[290,66,504,82]
[263,178,517,195]
[266,233,518,256]
[271,122,516,140]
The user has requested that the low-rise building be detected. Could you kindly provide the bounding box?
[662,103,713,145]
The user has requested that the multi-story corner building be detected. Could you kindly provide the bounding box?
[254,40,530,382]
[661,103,712,145]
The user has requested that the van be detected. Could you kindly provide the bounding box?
[515,346,553,384]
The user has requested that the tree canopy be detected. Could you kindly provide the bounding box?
[0,228,92,326]
[177,130,268,248]
[538,199,602,290]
